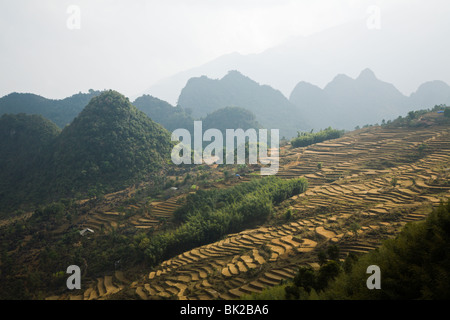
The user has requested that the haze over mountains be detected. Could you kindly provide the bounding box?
[177,69,450,136]
[2,67,450,140]
[144,16,450,107]
[178,70,303,138]
[290,69,450,131]
[2,13,449,139]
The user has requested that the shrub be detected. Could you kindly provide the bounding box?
[444,107,450,118]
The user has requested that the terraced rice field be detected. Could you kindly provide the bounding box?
[129,125,449,300]
[80,195,184,232]
[58,123,450,300]
[45,271,130,300]
[129,196,184,230]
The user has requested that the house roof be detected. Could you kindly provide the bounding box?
[80,228,94,236]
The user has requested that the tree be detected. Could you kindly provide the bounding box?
[318,250,327,266]
[327,245,340,261]
[350,222,361,239]
[292,267,316,294]
[284,208,292,221]
[444,107,450,118]
[316,261,341,291]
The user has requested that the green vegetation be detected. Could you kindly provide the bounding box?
[444,107,450,118]
[383,105,450,128]
[132,94,194,132]
[48,90,173,198]
[0,114,61,215]
[142,176,308,265]
[0,200,145,299]
[321,199,450,300]
[291,127,345,148]
[202,106,262,134]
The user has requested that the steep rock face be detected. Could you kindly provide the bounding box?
[178,70,305,138]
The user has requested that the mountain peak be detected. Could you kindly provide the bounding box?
[52,90,172,196]
[226,70,243,77]
[358,68,377,81]
[222,70,251,82]
[333,73,353,82]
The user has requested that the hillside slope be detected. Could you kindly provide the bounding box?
[0,114,61,215]
[45,111,450,301]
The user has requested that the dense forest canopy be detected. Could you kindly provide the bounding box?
[132,94,194,132]
[46,90,174,198]
[201,106,262,133]
[291,127,345,148]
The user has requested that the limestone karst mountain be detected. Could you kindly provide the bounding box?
[177,70,305,138]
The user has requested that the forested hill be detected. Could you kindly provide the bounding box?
[47,90,173,198]
[201,106,262,133]
[132,94,194,132]
[0,90,174,216]
[133,95,264,139]
[0,90,102,128]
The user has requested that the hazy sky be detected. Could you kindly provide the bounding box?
[0,0,449,100]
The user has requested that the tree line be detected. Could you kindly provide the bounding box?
[291,127,345,148]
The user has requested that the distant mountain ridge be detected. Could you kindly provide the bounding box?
[0,90,102,128]
[177,70,305,138]
[143,17,450,106]
[290,68,450,130]
[1,69,449,139]
[177,68,450,135]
